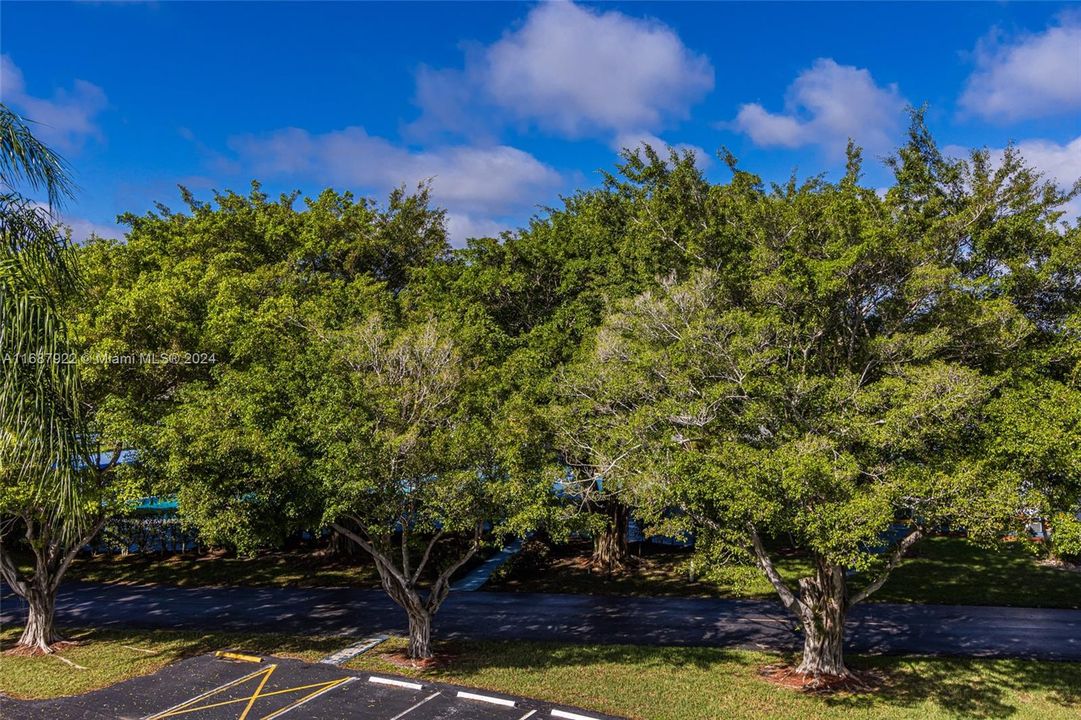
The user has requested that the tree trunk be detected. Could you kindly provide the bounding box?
[592,502,630,572]
[330,520,483,662]
[407,609,433,659]
[2,515,107,655]
[794,562,850,679]
[17,585,62,653]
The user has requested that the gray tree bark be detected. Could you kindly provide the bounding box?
[17,584,60,652]
[793,563,849,678]
[331,519,481,660]
[744,522,922,680]
[0,514,105,654]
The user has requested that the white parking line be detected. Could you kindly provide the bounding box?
[551,710,599,720]
[368,676,424,691]
[456,690,516,707]
[388,691,440,720]
[516,711,538,719]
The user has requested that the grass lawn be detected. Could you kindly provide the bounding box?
[63,548,381,589]
[865,537,1081,608]
[3,628,1077,719]
[489,537,1081,609]
[490,540,800,599]
[60,542,498,590]
[349,636,1081,720]
[0,626,344,700]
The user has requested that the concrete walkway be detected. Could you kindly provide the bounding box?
[453,539,523,591]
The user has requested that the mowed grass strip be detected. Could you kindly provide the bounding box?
[491,537,1081,609]
[348,637,1081,720]
[2,628,1079,719]
[867,536,1081,608]
[61,542,496,590]
[63,549,381,589]
[0,627,343,699]
[51,536,1081,609]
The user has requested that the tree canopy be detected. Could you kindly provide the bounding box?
[70,114,1081,669]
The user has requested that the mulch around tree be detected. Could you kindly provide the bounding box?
[758,662,887,694]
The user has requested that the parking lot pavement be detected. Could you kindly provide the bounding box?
[0,653,625,720]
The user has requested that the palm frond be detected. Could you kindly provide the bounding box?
[0,193,87,527]
[0,104,75,209]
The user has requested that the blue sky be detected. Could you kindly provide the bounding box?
[2,1,1079,245]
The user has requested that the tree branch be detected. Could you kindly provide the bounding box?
[0,545,28,597]
[331,520,409,588]
[426,522,483,613]
[850,527,922,605]
[50,514,107,593]
[747,522,805,616]
[399,514,411,581]
[411,528,445,585]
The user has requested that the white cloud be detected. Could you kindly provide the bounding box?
[29,202,121,243]
[445,213,508,244]
[946,136,1081,222]
[1012,136,1081,188]
[959,18,1081,122]
[413,2,713,139]
[731,59,907,156]
[229,126,560,216]
[1011,136,1081,222]
[63,215,121,243]
[947,136,1081,189]
[0,55,107,152]
[228,126,562,245]
[612,131,711,170]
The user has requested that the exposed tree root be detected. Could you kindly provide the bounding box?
[378,649,458,670]
[758,662,884,694]
[3,640,81,658]
[587,554,639,575]
[50,653,88,670]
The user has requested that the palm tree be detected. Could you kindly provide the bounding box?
[0,103,94,653]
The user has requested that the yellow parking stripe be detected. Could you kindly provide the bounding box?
[260,677,356,720]
[147,664,354,720]
[152,679,347,718]
[145,667,275,720]
[238,664,275,720]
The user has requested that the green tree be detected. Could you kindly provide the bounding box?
[570,121,1078,680]
[986,381,1081,559]
[82,181,549,658]
[415,146,720,569]
[74,184,448,552]
[311,312,536,658]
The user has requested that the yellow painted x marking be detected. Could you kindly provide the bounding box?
[146,664,353,720]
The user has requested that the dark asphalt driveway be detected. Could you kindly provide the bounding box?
[3,581,1080,661]
[2,653,625,720]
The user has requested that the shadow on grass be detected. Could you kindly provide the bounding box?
[63,550,381,589]
[835,655,1081,718]
[866,538,1081,609]
[0,625,349,700]
[372,638,1081,719]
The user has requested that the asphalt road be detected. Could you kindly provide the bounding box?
[3,581,1080,661]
